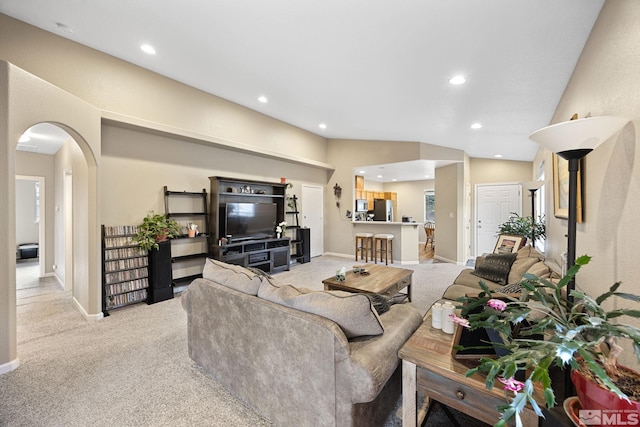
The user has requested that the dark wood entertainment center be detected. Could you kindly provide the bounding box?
[210,176,305,273]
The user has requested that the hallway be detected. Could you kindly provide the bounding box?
[15,259,80,347]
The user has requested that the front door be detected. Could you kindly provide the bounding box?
[475,184,521,255]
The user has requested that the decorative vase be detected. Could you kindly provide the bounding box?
[571,365,640,414]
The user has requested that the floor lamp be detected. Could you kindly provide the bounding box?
[529,115,628,400]
[529,116,628,296]
[521,181,542,246]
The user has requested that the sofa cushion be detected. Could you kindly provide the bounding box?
[471,253,517,285]
[202,258,263,295]
[258,280,384,338]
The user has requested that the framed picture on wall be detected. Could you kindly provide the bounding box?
[493,234,525,254]
[552,153,583,223]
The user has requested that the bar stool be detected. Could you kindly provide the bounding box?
[355,232,374,262]
[374,233,394,265]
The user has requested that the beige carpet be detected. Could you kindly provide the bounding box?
[1,256,493,427]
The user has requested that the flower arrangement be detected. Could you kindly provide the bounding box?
[275,221,287,236]
[452,255,640,427]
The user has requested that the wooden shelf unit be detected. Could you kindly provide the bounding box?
[164,187,210,291]
[285,194,310,264]
[101,225,149,315]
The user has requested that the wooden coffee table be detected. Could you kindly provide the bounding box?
[321,264,413,302]
[399,309,541,427]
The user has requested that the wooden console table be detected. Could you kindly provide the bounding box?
[398,310,540,427]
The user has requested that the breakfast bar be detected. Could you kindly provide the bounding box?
[351,221,420,264]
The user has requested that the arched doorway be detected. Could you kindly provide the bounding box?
[1,61,102,374]
[16,123,78,292]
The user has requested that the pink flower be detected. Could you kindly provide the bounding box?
[499,377,524,393]
[487,298,507,311]
[449,314,470,328]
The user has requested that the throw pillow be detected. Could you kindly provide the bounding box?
[471,253,517,285]
[202,258,263,295]
[258,280,384,338]
[365,293,391,315]
[496,282,523,294]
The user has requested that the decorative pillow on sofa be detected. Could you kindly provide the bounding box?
[496,282,523,294]
[202,258,263,295]
[471,253,517,285]
[258,280,384,338]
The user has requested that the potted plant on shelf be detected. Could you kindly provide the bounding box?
[498,212,546,245]
[132,212,181,251]
[452,255,640,427]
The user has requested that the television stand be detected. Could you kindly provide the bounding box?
[213,237,290,274]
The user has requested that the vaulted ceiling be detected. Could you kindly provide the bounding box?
[2,1,603,168]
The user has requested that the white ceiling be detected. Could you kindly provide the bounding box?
[3,1,604,176]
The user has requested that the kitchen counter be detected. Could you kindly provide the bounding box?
[352,221,420,264]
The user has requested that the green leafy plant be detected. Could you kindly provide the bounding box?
[453,256,640,427]
[132,212,181,251]
[498,212,546,243]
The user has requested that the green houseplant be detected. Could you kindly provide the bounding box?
[453,255,640,427]
[498,212,546,244]
[132,212,181,251]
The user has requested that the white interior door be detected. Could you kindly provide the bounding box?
[475,184,521,255]
[301,185,323,257]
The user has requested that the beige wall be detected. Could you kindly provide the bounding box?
[101,124,327,226]
[539,0,640,366]
[383,179,434,226]
[327,139,465,257]
[469,158,534,254]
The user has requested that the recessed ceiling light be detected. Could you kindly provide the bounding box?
[140,44,156,55]
[391,179,397,182]
[470,123,483,129]
[258,96,268,103]
[494,154,503,158]
[319,123,327,130]
[424,175,430,179]
[377,175,383,178]
[449,75,466,85]
[359,170,366,174]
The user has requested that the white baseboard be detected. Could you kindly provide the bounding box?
[72,297,103,321]
[0,358,19,375]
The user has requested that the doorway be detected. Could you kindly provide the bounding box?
[15,176,45,279]
[301,185,324,257]
[475,183,521,255]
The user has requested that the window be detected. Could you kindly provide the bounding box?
[34,180,40,224]
[424,190,435,222]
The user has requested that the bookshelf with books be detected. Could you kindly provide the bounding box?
[102,224,149,315]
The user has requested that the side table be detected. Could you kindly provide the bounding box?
[398,309,541,427]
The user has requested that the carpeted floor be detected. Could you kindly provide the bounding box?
[2,257,491,427]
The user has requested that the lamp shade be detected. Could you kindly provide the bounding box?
[529,116,628,154]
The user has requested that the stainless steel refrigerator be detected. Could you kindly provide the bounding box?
[372,199,394,222]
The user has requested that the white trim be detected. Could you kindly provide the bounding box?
[0,358,19,375]
[73,297,103,321]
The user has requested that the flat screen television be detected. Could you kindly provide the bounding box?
[223,202,277,241]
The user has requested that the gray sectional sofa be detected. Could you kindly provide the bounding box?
[442,245,559,300]
[181,259,423,427]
